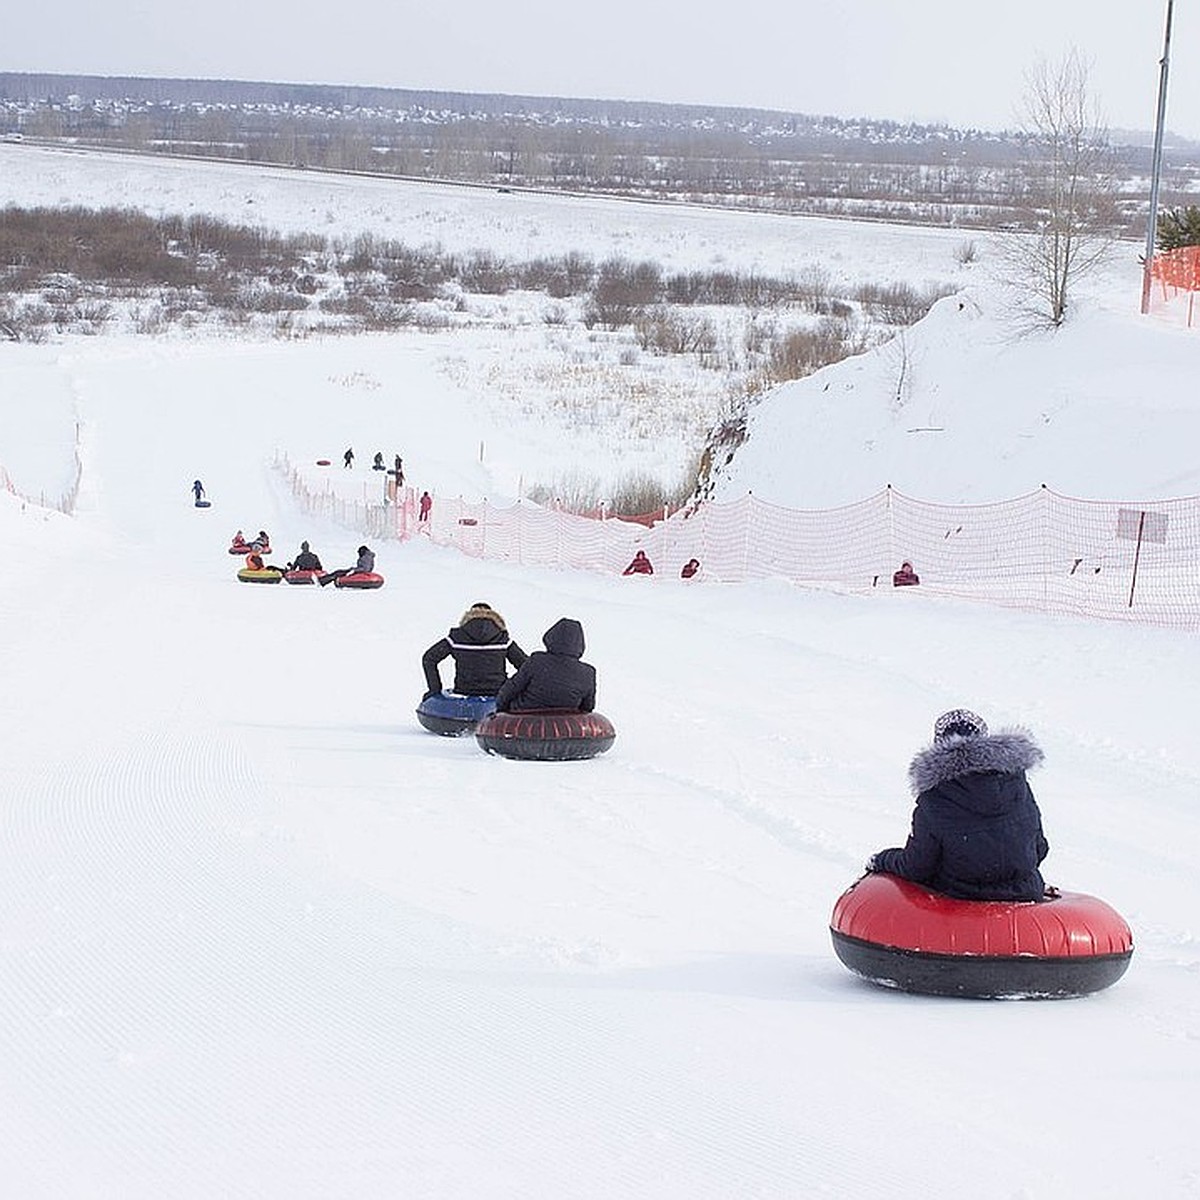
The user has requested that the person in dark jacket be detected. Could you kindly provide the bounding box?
[495,617,596,713]
[422,602,528,698]
[319,544,376,586]
[867,709,1049,901]
[892,560,920,587]
[680,557,701,579]
[623,550,653,576]
[288,540,323,571]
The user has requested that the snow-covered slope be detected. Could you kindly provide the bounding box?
[1,152,1199,1200]
[714,273,1200,506]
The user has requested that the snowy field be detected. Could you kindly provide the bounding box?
[1,148,1199,1198]
[0,143,970,285]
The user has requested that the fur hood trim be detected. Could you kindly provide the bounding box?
[457,605,506,631]
[909,728,1043,795]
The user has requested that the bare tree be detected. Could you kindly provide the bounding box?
[1007,51,1118,327]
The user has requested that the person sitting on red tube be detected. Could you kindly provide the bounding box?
[866,709,1049,901]
[893,560,920,587]
[623,550,654,576]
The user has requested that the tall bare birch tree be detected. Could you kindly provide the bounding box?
[1009,51,1118,327]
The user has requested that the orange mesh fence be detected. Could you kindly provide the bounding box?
[278,453,1200,630]
[1151,245,1200,293]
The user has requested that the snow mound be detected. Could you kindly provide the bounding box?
[715,269,1200,507]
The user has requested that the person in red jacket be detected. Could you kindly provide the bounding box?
[893,560,920,587]
[680,558,700,579]
[623,550,653,576]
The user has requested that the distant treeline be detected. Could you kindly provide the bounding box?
[3,73,1195,233]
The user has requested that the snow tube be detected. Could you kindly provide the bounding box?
[830,873,1133,999]
[475,710,616,761]
[194,499,212,508]
[237,566,284,584]
[283,568,322,585]
[316,459,331,466]
[416,692,498,736]
[229,544,252,555]
[333,571,384,589]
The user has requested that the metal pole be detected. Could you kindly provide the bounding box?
[1127,510,1147,609]
[1141,0,1175,314]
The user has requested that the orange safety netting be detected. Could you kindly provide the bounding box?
[278,453,1200,631]
[1151,245,1200,293]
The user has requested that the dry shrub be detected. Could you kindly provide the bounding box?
[763,317,867,383]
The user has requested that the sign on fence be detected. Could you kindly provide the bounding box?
[1117,508,1168,544]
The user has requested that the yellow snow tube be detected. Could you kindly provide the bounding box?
[237,567,284,584]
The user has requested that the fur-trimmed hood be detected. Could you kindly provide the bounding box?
[909,729,1043,796]
[449,607,509,648]
[456,604,506,632]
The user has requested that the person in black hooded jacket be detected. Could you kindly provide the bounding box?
[495,617,596,713]
[867,708,1049,901]
[422,603,528,698]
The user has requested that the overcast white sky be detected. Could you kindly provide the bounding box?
[5,1,1197,137]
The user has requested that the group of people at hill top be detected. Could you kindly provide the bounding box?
[338,448,431,521]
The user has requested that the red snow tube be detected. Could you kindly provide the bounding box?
[284,569,322,585]
[830,873,1133,999]
[333,571,384,589]
[475,709,616,761]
